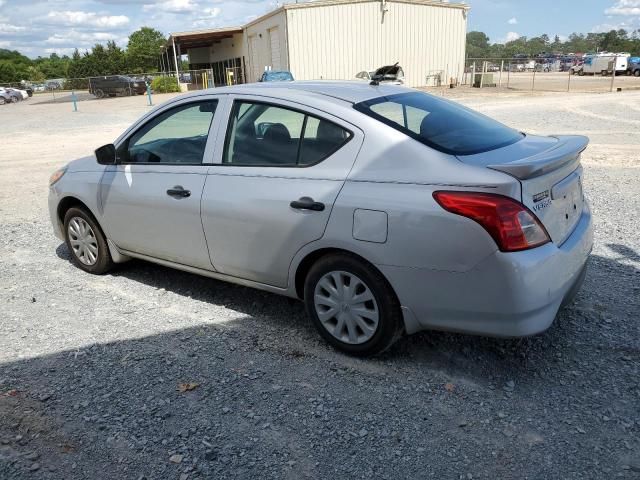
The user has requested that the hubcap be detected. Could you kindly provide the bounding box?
[313,271,379,345]
[68,217,99,266]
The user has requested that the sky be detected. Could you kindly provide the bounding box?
[0,0,638,58]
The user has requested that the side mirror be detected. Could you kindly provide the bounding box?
[95,144,116,165]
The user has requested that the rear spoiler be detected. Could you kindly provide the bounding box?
[488,135,588,180]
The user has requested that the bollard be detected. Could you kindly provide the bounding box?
[71,91,78,112]
[146,84,153,106]
[498,60,504,87]
[610,69,616,92]
[532,69,536,91]
[567,69,572,92]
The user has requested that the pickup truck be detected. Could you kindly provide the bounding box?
[89,75,147,98]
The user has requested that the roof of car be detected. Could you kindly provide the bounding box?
[187,80,414,105]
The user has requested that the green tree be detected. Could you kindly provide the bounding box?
[27,66,45,82]
[466,31,490,58]
[0,61,17,83]
[126,27,166,73]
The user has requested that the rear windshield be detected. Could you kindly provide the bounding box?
[265,71,294,81]
[354,92,524,155]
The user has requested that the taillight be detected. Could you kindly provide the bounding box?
[433,191,550,252]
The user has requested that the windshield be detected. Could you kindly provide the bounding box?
[354,92,524,155]
[264,71,294,81]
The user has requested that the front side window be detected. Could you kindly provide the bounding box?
[224,101,350,167]
[120,100,217,164]
[354,92,523,155]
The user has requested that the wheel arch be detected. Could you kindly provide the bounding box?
[293,247,394,301]
[293,246,420,337]
[56,195,129,263]
[57,196,95,229]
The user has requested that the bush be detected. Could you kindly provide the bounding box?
[151,76,179,93]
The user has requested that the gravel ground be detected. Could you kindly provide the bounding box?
[0,89,639,479]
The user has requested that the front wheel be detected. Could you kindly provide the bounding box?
[63,207,113,274]
[304,253,404,356]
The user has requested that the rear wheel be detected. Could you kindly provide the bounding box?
[304,253,403,356]
[63,207,113,274]
[0,97,5,105]
[94,89,105,99]
[635,70,640,77]
[10,96,18,103]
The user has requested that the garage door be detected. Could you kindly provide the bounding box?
[248,35,259,82]
[269,27,281,70]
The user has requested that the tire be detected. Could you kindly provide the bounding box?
[0,97,5,105]
[63,207,113,274]
[95,89,104,99]
[578,70,584,76]
[304,253,404,356]
[635,70,640,77]
[10,96,18,103]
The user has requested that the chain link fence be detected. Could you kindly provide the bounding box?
[1,68,245,105]
[459,57,640,93]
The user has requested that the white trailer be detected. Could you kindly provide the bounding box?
[580,54,628,75]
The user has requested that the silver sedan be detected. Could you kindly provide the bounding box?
[48,82,593,356]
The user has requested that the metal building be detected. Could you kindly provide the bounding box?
[164,0,469,88]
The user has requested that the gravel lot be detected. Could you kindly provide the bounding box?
[0,89,638,479]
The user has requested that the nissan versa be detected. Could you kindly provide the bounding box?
[48,82,593,356]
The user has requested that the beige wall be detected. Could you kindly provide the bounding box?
[286,1,467,87]
[244,10,289,82]
[187,33,245,66]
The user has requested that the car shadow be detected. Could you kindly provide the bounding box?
[5,245,640,478]
[55,242,638,383]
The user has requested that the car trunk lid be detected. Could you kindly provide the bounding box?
[457,135,588,245]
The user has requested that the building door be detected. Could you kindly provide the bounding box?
[269,27,281,70]
[248,35,260,82]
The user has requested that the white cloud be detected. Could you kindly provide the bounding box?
[605,0,640,16]
[0,23,26,34]
[45,30,127,47]
[505,31,521,42]
[43,11,130,29]
[143,0,198,13]
[507,17,517,25]
[591,20,637,32]
[191,7,222,27]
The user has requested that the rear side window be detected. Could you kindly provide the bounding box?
[354,92,523,155]
[223,101,351,166]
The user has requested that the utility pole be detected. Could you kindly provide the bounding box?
[172,37,180,81]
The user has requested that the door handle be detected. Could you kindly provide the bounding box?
[166,186,191,198]
[290,196,325,211]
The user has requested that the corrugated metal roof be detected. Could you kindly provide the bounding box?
[244,0,468,29]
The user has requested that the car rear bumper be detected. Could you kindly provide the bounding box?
[380,203,593,337]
